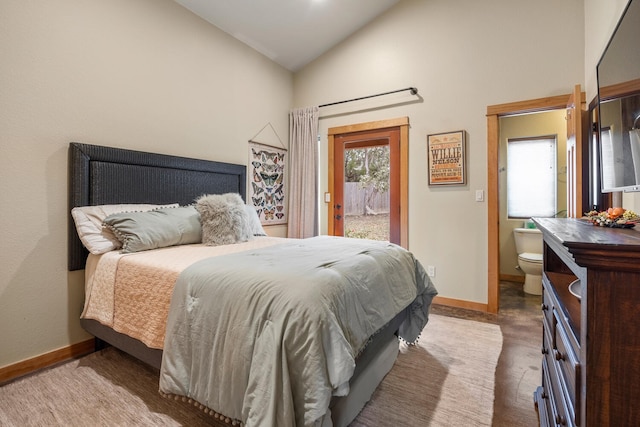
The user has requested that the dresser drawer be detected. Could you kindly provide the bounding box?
[541,275,554,327]
[546,357,574,426]
[535,385,552,427]
[542,321,554,372]
[541,356,575,426]
[553,309,581,426]
[538,358,557,427]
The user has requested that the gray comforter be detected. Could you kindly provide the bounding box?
[159,236,437,427]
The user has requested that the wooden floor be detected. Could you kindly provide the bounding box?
[431,281,542,427]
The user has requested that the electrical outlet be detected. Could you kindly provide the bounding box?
[427,265,436,277]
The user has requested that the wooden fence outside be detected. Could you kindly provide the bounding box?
[343,182,389,215]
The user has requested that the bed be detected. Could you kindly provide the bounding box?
[68,142,437,427]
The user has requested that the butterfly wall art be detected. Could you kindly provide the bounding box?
[248,142,287,225]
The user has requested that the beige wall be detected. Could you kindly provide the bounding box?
[294,0,585,304]
[0,0,292,369]
[498,110,568,278]
[584,0,631,100]
[0,0,634,371]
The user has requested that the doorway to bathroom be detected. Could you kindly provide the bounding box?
[486,85,586,312]
[499,114,566,286]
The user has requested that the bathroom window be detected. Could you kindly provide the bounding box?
[507,136,557,218]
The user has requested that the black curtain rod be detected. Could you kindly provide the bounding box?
[318,87,418,108]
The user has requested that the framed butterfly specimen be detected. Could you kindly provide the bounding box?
[248,142,287,225]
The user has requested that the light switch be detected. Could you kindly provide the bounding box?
[324,192,331,203]
[427,265,435,277]
[475,190,484,202]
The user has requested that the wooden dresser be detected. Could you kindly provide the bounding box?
[533,218,640,426]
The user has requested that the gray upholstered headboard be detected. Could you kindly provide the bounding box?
[68,142,246,271]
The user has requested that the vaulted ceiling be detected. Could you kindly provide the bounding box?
[175,0,400,72]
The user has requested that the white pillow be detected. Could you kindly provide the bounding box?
[71,203,178,254]
[245,204,267,236]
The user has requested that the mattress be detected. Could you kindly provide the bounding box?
[81,237,287,349]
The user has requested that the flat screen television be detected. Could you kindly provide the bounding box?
[596,0,640,193]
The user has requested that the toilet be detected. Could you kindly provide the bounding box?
[513,227,543,295]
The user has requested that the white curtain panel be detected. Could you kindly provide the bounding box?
[287,106,319,238]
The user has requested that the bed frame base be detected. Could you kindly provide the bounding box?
[80,318,163,369]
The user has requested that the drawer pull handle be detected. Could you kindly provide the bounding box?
[542,346,549,355]
[554,349,565,361]
[555,413,567,425]
[541,303,549,311]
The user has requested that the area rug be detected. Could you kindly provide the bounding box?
[0,314,502,426]
[351,314,503,426]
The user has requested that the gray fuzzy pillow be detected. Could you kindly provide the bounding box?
[195,193,253,246]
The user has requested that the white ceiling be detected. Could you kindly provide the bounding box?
[174,0,400,72]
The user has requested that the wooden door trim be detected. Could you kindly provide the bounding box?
[328,117,409,248]
[567,84,585,218]
[328,117,409,136]
[486,94,583,116]
[486,94,576,314]
[400,123,409,246]
[328,134,336,237]
[599,77,640,101]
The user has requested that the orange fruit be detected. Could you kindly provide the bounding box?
[612,207,625,217]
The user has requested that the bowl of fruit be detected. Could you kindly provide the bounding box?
[584,207,640,228]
